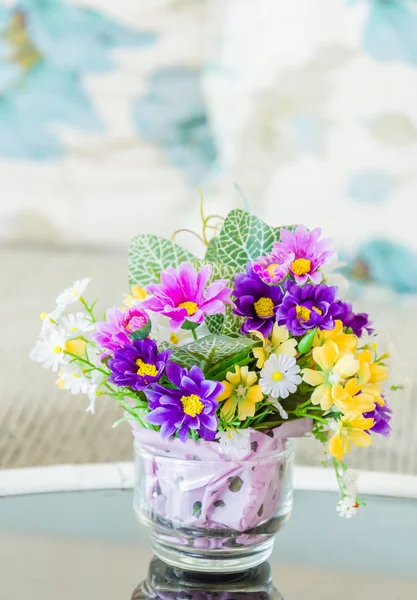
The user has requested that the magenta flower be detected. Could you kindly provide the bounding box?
[273,225,334,285]
[94,306,149,357]
[253,248,294,285]
[142,262,232,331]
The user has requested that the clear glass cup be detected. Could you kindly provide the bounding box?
[133,436,295,573]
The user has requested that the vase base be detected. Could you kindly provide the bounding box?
[150,537,275,574]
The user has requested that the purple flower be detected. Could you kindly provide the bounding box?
[232,264,284,337]
[253,248,295,285]
[364,400,392,437]
[94,306,149,358]
[145,363,222,441]
[142,262,232,332]
[334,300,373,337]
[108,338,171,391]
[276,282,339,336]
[273,225,335,285]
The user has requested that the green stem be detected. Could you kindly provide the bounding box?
[65,351,108,376]
[79,297,96,323]
[191,328,198,341]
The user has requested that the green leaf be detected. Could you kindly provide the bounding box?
[206,347,254,381]
[222,305,242,336]
[182,334,255,366]
[205,314,225,335]
[204,237,219,263]
[298,328,317,354]
[128,234,196,286]
[215,209,277,269]
[160,345,199,369]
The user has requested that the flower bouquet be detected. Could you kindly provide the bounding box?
[31,203,394,572]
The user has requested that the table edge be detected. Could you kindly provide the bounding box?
[1,463,417,499]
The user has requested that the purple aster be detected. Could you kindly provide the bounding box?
[253,247,295,285]
[145,362,222,441]
[273,224,335,285]
[364,399,392,437]
[334,300,373,337]
[108,338,171,391]
[142,262,232,332]
[94,306,150,358]
[232,263,284,337]
[276,281,339,336]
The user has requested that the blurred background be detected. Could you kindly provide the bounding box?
[1,0,416,473]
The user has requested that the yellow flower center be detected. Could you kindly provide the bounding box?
[178,301,198,316]
[272,371,284,381]
[291,258,311,276]
[236,384,247,398]
[254,297,275,318]
[296,305,311,322]
[169,333,179,345]
[313,306,322,316]
[53,345,63,354]
[181,394,204,417]
[267,263,280,276]
[131,285,147,300]
[136,358,158,377]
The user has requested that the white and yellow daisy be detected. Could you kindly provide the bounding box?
[61,312,95,337]
[30,329,68,372]
[56,277,91,308]
[216,429,251,460]
[56,366,89,395]
[149,312,208,346]
[336,496,359,519]
[259,354,301,399]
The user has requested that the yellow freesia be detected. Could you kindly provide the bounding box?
[332,377,376,417]
[355,347,388,406]
[314,320,358,355]
[252,323,297,368]
[302,340,359,410]
[329,415,374,461]
[218,365,264,421]
[123,285,147,308]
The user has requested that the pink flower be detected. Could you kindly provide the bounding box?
[273,225,335,285]
[142,262,232,331]
[253,248,295,284]
[94,306,149,357]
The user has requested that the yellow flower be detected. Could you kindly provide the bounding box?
[218,365,264,421]
[332,378,375,417]
[252,323,297,368]
[123,285,147,308]
[302,340,359,410]
[355,347,388,406]
[314,320,358,355]
[329,415,374,461]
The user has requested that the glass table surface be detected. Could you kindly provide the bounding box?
[0,488,416,600]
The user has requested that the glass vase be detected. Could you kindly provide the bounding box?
[133,429,295,573]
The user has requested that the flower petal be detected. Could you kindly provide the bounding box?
[302,369,325,387]
[313,341,339,371]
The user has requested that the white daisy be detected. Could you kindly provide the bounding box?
[259,354,301,399]
[56,366,89,395]
[39,307,63,336]
[217,429,251,460]
[56,277,91,308]
[149,312,208,346]
[341,469,359,498]
[86,369,106,414]
[30,329,68,372]
[336,496,359,519]
[61,312,95,337]
[268,397,288,420]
